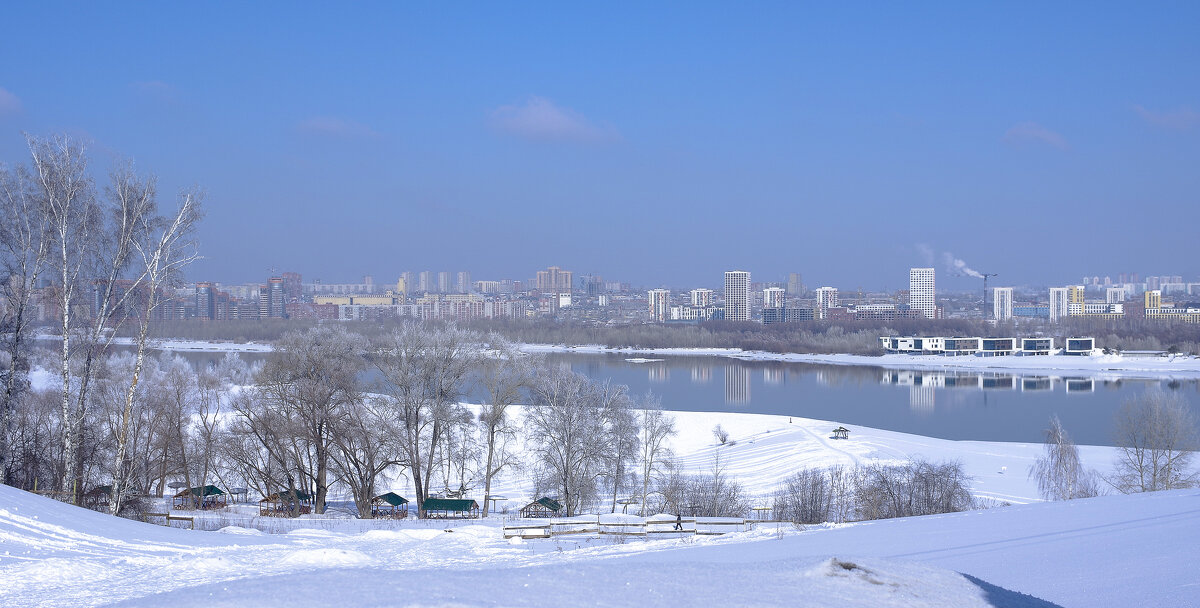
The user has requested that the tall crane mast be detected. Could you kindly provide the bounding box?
[982,273,999,319]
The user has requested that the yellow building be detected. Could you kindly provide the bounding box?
[1145,290,1161,310]
[313,295,353,306]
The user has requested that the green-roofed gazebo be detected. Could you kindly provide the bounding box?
[259,489,313,517]
[172,485,227,510]
[371,492,409,519]
[421,498,480,519]
[520,497,562,518]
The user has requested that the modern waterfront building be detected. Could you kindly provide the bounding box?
[648,289,670,322]
[1049,287,1069,322]
[815,286,838,320]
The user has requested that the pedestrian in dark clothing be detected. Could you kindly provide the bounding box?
[674,513,683,531]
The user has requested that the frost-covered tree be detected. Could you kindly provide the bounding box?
[475,336,533,516]
[637,393,675,516]
[1030,415,1099,501]
[525,366,609,516]
[1111,389,1198,493]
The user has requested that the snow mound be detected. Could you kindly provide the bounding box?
[277,548,373,568]
[215,526,263,536]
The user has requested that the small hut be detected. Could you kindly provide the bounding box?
[371,492,409,519]
[259,489,313,517]
[421,498,480,519]
[520,497,562,518]
[82,485,112,509]
[172,485,227,510]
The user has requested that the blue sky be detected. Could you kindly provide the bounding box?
[1,3,1197,291]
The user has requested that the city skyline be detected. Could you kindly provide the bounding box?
[1,4,1197,288]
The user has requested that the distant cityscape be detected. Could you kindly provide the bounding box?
[35,265,1198,326]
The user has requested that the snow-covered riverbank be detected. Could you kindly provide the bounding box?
[519,343,1200,378]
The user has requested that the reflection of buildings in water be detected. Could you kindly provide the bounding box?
[981,375,1016,390]
[725,364,751,404]
[943,374,982,389]
[1065,378,1095,393]
[648,365,669,383]
[815,369,833,387]
[909,384,935,414]
[1021,377,1054,391]
[691,365,712,384]
[763,367,783,385]
[881,370,945,388]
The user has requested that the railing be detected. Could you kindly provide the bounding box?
[141,512,195,530]
[503,516,754,539]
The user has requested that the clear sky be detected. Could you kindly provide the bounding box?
[1,2,1197,291]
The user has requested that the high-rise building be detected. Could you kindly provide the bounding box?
[1067,285,1086,316]
[908,268,936,319]
[262,277,286,318]
[536,266,573,294]
[690,288,715,307]
[1145,289,1162,310]
[281,272,302,303]
[648,289,670,322]
[418,271,433,293]
[763,287,785,309]
[1049,287,1069,322]
[1106,287,1127,304]
[992,287,1013,321]
[195,282,215,320]
[787,273,804,297]
[456,271,471,294]
[724,271,751,321]
[437,272,451,293]
[815,287,838,319]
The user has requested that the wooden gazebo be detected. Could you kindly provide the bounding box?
[520,497,562,518]
[258,489,313,517]
[172,485,227,510]
[832,426,850,440]
[371,492,409,519]
[421,498,480,519]
[82,485,112,509]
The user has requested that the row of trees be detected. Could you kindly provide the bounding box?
[1,135,203,515]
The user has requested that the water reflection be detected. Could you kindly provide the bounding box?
[648,365,669,383]
[691,365,712,384]
[724,364,751,404]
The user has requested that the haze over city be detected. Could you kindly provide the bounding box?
[2,3,1198,289]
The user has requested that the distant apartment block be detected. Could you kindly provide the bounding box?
[909,268,936,319]
[536,266,573,294]
[690,288,715,307]
[648,289,670,322]
[815,286,838,320]
[724,271,751,321]
[992,287,1013,321]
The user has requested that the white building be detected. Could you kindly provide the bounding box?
[648,289,670,322]
[763,287,785,310]
[690,288,715,307]
[724,271,751,321]
[1106,286,1127,304]
[815,287,838,319]
[992,287,1013,321]
[909,268,936,319]
[1049,287,1069,322]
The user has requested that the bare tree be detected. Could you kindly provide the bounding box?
[110,180,203,514]
[256,325,364,514]
[367,322,477,516]
[1029,415,1098,501]
[1111,389,1198,493]
[636,393,675,516]
[476,336,533,516]
[330,395,402,519]
[0,160,51,485]
[525,366,610,516]
[598,383,638,513]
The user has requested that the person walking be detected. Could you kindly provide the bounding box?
[674,512,683,531]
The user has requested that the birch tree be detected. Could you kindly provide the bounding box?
[0,160,51,485]
[525,366,609,516]
[636,393,676,515]
[1029,415,1098,501]
[110,181,203,514]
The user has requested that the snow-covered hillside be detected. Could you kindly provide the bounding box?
[2,482,1198,607]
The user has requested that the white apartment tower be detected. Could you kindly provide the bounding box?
[909,267,936,319]
[763,287,785,309]
[1049,287,1069,322]
[648,289,670,322]
[724,271,751,321]
[992,287,1013,321]
[690,288,715,307]
[1106,287,1127,304]
[815,286,838,319]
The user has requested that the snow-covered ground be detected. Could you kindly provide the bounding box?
[3,475,1198,606]
[520,343,1200,377]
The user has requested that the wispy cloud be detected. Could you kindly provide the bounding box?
[296,116,380,139]
[489,96,618,143]
[1134,105,1199,130]
[1003,122,1068,149]
[0,87,23,117]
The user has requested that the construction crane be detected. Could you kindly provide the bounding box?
[982,273,999,319]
